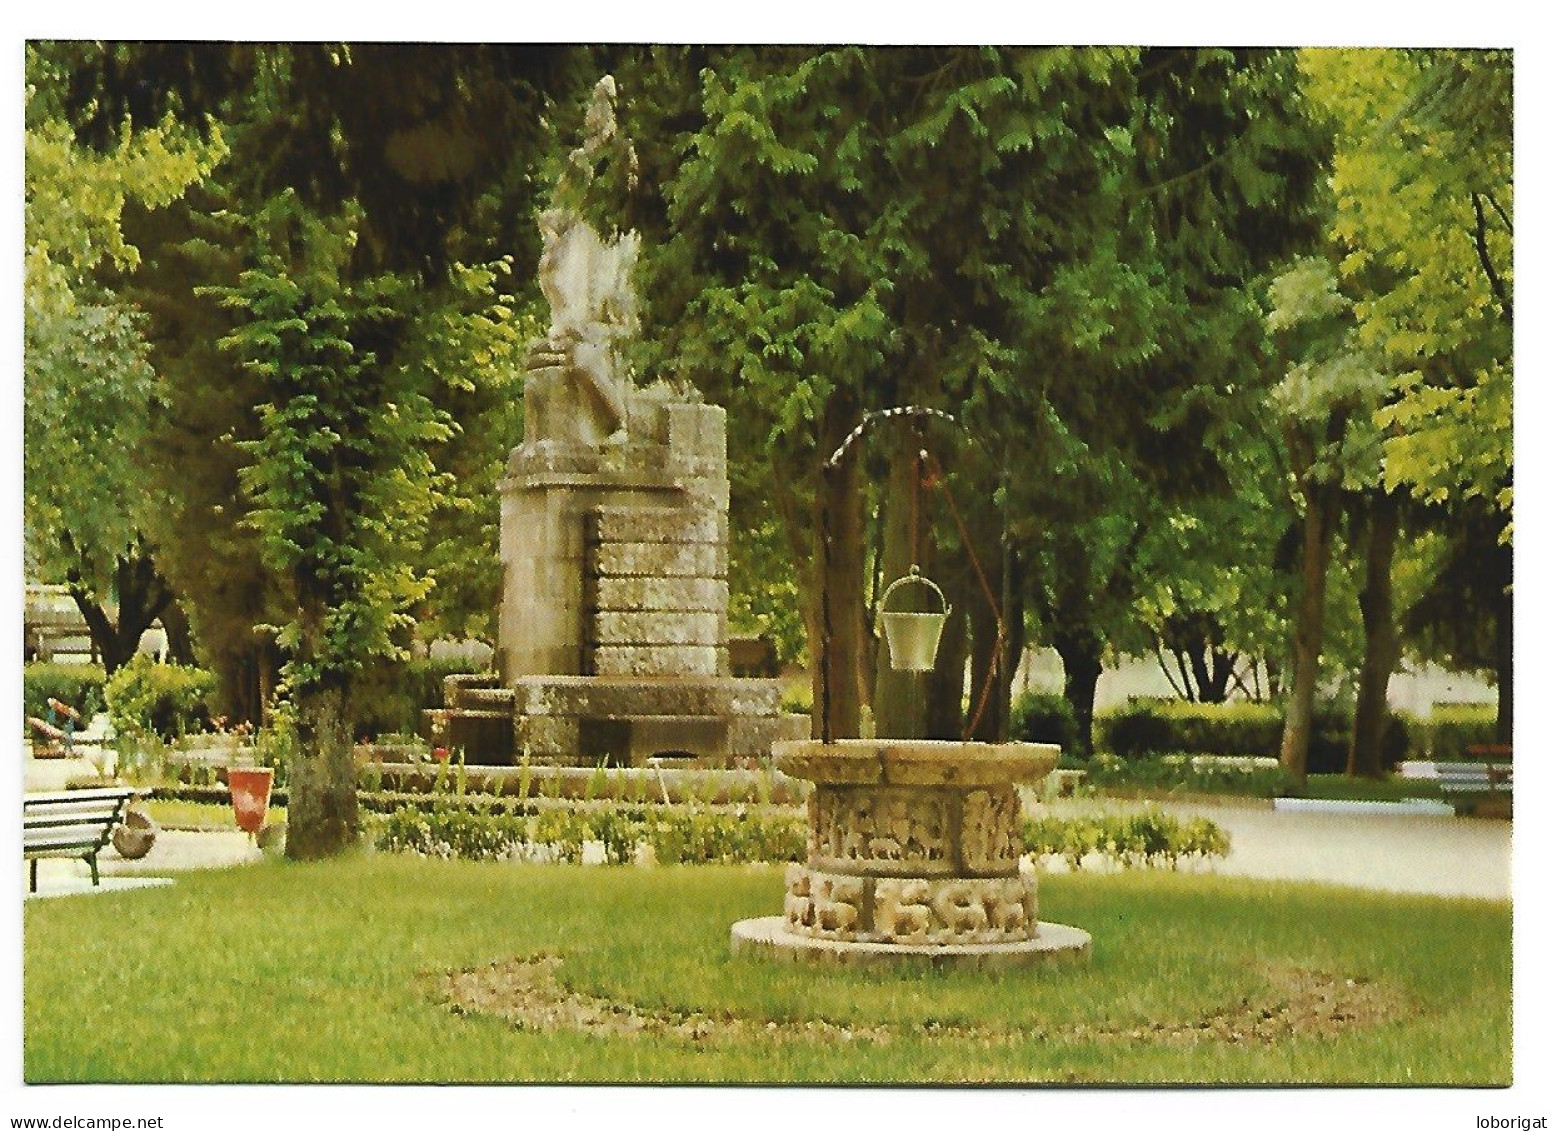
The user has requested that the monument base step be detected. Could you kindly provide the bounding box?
[730,916,1092,971]
[509,674,788,766]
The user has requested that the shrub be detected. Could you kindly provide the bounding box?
[23,662,107,725]
[104,656,216,739]
[1097,702,1177,759]
[1078,753,1295,798]
[252,721,297,790]
[1095,698,1409,771]
[1010,691,1080,752]
[1402,704,1498,759]
[1304,706,1410,774]
[1155,701,1284,758]
[780,685,813,716]
[371,798,806,866]
[647,808,805,865]
[376,801,531,861]
[1020,807,1231,870]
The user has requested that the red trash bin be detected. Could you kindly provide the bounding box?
[228,767,274,835]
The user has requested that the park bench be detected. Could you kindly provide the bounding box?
[1431,744,1512,815]
[22,787,138,892]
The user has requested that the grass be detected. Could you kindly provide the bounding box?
[142,798,286,830]
[23,854,1511,1085]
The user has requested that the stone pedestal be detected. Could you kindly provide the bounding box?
[731,740,1092,969]
[491,385,786,766]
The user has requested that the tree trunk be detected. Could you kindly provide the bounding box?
[1494,536,1513,746]
[1053,628,1103,759]
[961,483,1015,743]
[62,534,174,675]
[1348,491,1401,778]
[998,555,1027,741]
[215,639,280,728]
[1279,477,1340,784]
[813,392,867,741]
[159,598,198,665]
[285,681,360,860]
[927,598,969,740]
[965,566,1006,743]
[873,429,932,738]
[1263,654,1282,700]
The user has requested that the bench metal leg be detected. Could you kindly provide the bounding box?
[87,854,99,887]
[29,859,37,893]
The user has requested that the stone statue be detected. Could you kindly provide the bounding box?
[527,75,641,445]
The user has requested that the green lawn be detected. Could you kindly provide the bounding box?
[23,855,1511,1085]
[143,797,285,830]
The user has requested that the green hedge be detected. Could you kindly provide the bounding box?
[1078,753,1294,798]
[1094,699,1409,774]
[23,663,107,725]
[1010,691,1081,752]
[1021,807,1231,870]
[1402,704,1498,759]
[104,656,217,740]
[373,799,807,865]
[372,793,1227,873]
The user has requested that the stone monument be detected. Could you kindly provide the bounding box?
[731,739,1092,969]
[439,76,788,766]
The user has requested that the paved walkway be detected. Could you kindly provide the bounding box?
[1172,799,1510,900]
[1035,795,1512,901]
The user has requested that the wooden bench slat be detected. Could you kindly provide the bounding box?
[24,801,132,819]
[22,789,137,891]
[25,828,119,847]
[23,818,121,837]
[24,787,138,803]
[23,837,112,853]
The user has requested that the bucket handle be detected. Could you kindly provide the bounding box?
[876,565,950,621]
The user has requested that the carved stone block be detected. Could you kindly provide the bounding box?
[960,788,1023,874]
[590,644,722,677]
[590,576,729,612]
[809,786,953,875]
[590,506,723,546]
[782,866,867,940]
[872,876,1036,946]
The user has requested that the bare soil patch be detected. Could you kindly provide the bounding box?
[437,954,1410,1047]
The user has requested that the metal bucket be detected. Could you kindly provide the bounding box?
[877,567,950,672]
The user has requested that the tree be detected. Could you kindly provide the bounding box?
[23,44,222,672]
[1264,257,1389,782]
[1346,486,1404,777]
[607,47,1329,750]
[50,42,587,717]
[1012,47,1329,749]
[1301,48,1512,743]
[617,46,1155,740]
[1131,423,1293,708]
[213,195,456,859]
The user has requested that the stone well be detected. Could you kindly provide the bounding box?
[731,739,1092,970]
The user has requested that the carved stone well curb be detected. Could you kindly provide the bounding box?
[731,739,1092,970]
